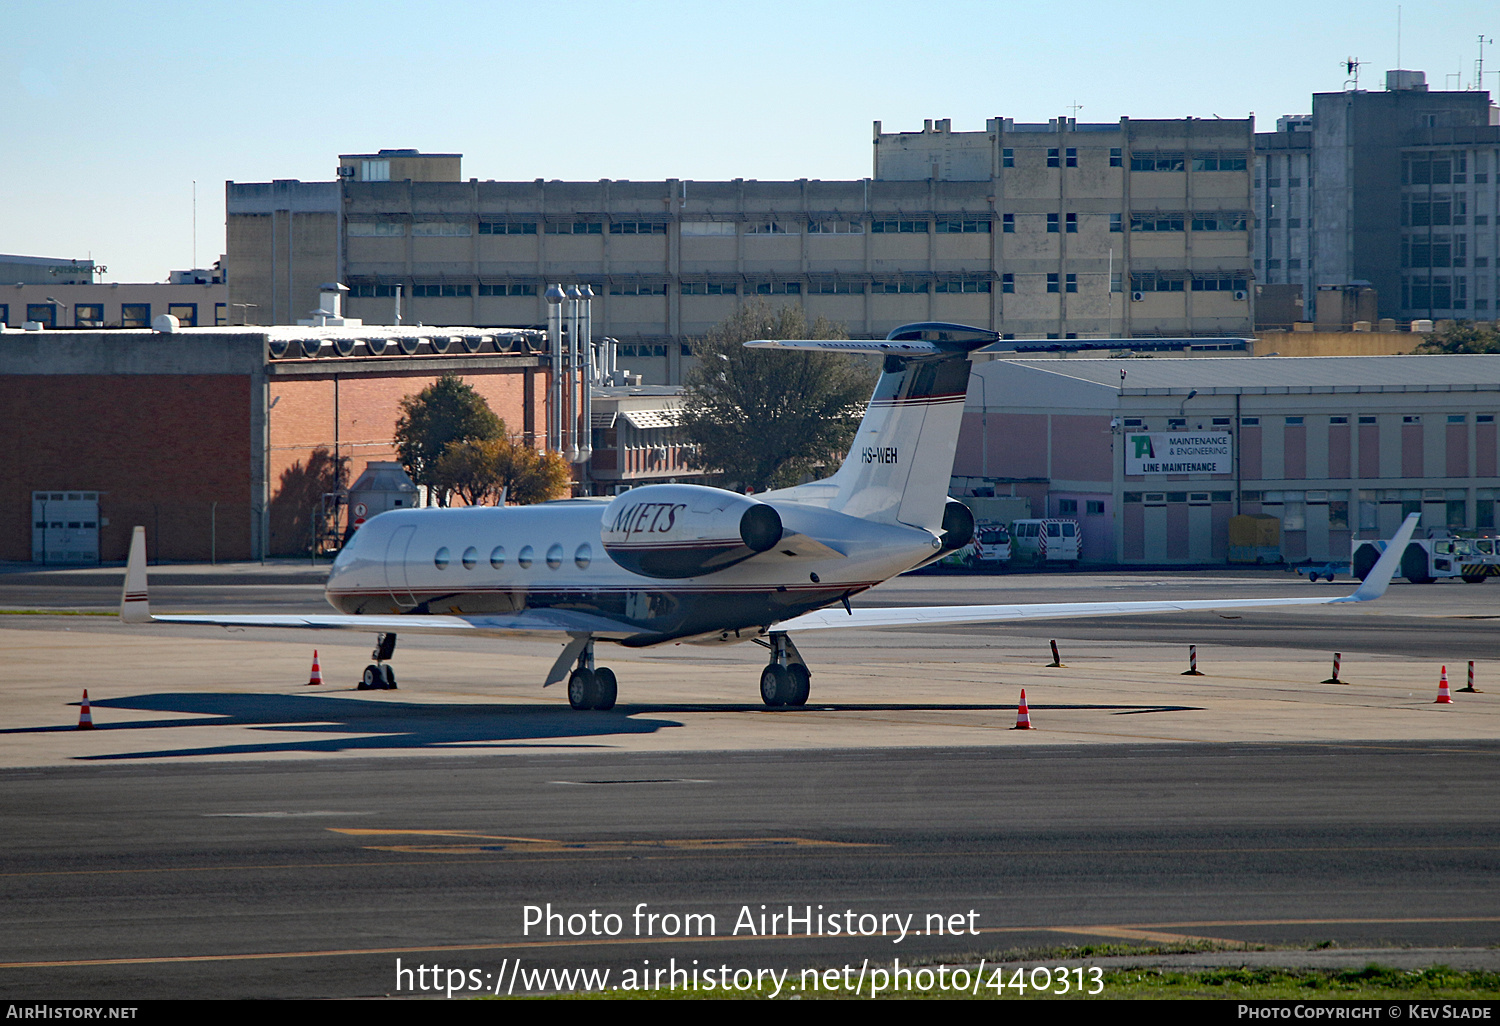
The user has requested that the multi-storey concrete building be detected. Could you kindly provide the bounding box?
[228,123,1256,385]
[874,116,1256,341]
[1254,72,1499,324]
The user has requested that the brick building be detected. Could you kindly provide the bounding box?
[1,325,549,562]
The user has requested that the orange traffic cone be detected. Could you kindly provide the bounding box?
[77,689,95,730]
[1435,666,1452,704]
[307,650,324,686]
[1013,688,1032,730]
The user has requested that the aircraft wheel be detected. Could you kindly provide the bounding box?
[1462,574,1487,584]
[359,665,381,690]
[593,667,618,710]
[785,665,811,706]
[760,665,788,707]
[381,665,398,690]
[568,669,598,710]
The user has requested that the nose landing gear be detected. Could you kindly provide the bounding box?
[358,632,398,690]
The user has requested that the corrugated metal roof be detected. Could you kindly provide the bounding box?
[1001,355,1500,393]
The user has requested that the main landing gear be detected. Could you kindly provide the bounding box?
[358,632,398,690]
[567,639,618,711]
[756,632,810,707]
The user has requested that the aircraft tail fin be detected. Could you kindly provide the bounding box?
[1339,512,1421,603]
[120,526,152,624]
[747,322,994,532]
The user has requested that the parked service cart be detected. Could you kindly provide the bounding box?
[1010,519,1079,565]
[1227,514,1282,565]
[1351,533,1498,584]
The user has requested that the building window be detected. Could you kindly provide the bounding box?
[1190,276,1250,292]
[1065,148,1077,167]
[1131,213,1185,232]
[871,220,928,233]
[753,281,802,295]
[411,284,472,297]
[1002,214,1014,233]
[871,281,928,294]
[1192,154,1248,172]
[74,304,103,328]
[935,219,990,233]
[361,159,390,181]
[807,219,863,234]
[1048,148,1060,168]
[681,282,736,295]
[121,304,150,328]
[807,281,862,294]
[1130,273,1185,292]
[1047,273,1059,293]
[1047,214,1059,233]
[1002,148,1014,168]
[1065,213,1077,233]
[1110,213,1122,233]
[1086,500,1105,514]
[1131,152,1185,172]
[350,283,402,298]
[1065,273,1077,293]
[347,220,405,237]
[545,221,603,234]
[481,283,539,296]
[478,221,537,235]
[1001,274,1014,293]
[1110,148,1122,167]
[934,278,991,293]
[167,303,197,327]
[214,302,227,326]
[1058,499,1078,514]
[609,221,667,235]
[1191,212,1249,231]
[412,222,472,237]
[745,221,798,235]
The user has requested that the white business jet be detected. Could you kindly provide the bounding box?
[121,322,1419,710]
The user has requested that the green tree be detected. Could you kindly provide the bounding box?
[393,375,504,505]
[1415,321,1500,354]
[432,436,574,506]
[680,301,875,491]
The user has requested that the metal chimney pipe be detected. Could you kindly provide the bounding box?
[564,284,583,463]
[544,284,566,452]
[578,284,594,463]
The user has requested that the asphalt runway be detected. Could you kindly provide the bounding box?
[1,562,1498,998]
[3,744,1498,999]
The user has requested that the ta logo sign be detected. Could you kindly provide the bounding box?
[1132,435,1156,460]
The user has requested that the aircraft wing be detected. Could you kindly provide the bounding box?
[778,514,1420,633]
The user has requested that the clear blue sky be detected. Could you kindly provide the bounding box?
[2,0,1495,282]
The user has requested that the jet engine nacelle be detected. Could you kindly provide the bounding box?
[601,483,783,579]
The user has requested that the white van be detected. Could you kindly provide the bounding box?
[1010,519,1080,565]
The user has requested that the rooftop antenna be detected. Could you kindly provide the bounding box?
[192,180,197,270]
[1477,35,1493,92]
[1396,5,1401,72]
[1067,101,1083,120]
[1343,57,1365,91]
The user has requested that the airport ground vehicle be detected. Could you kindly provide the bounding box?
[1009,519,1080,565]
[1351,531,1500,584]
[938,521,1012,568]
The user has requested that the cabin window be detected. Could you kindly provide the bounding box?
[575,544,592,569]
[546,544,564,569]
[433,547,450,570]
[489,546,505,568]
[518,546,533,569]
[461,546,478,570]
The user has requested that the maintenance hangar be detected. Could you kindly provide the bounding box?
[1,323,550,563]
[951,354,1500,564]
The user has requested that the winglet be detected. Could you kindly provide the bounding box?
[120,526,153,624]
[1340,513,1421,603]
